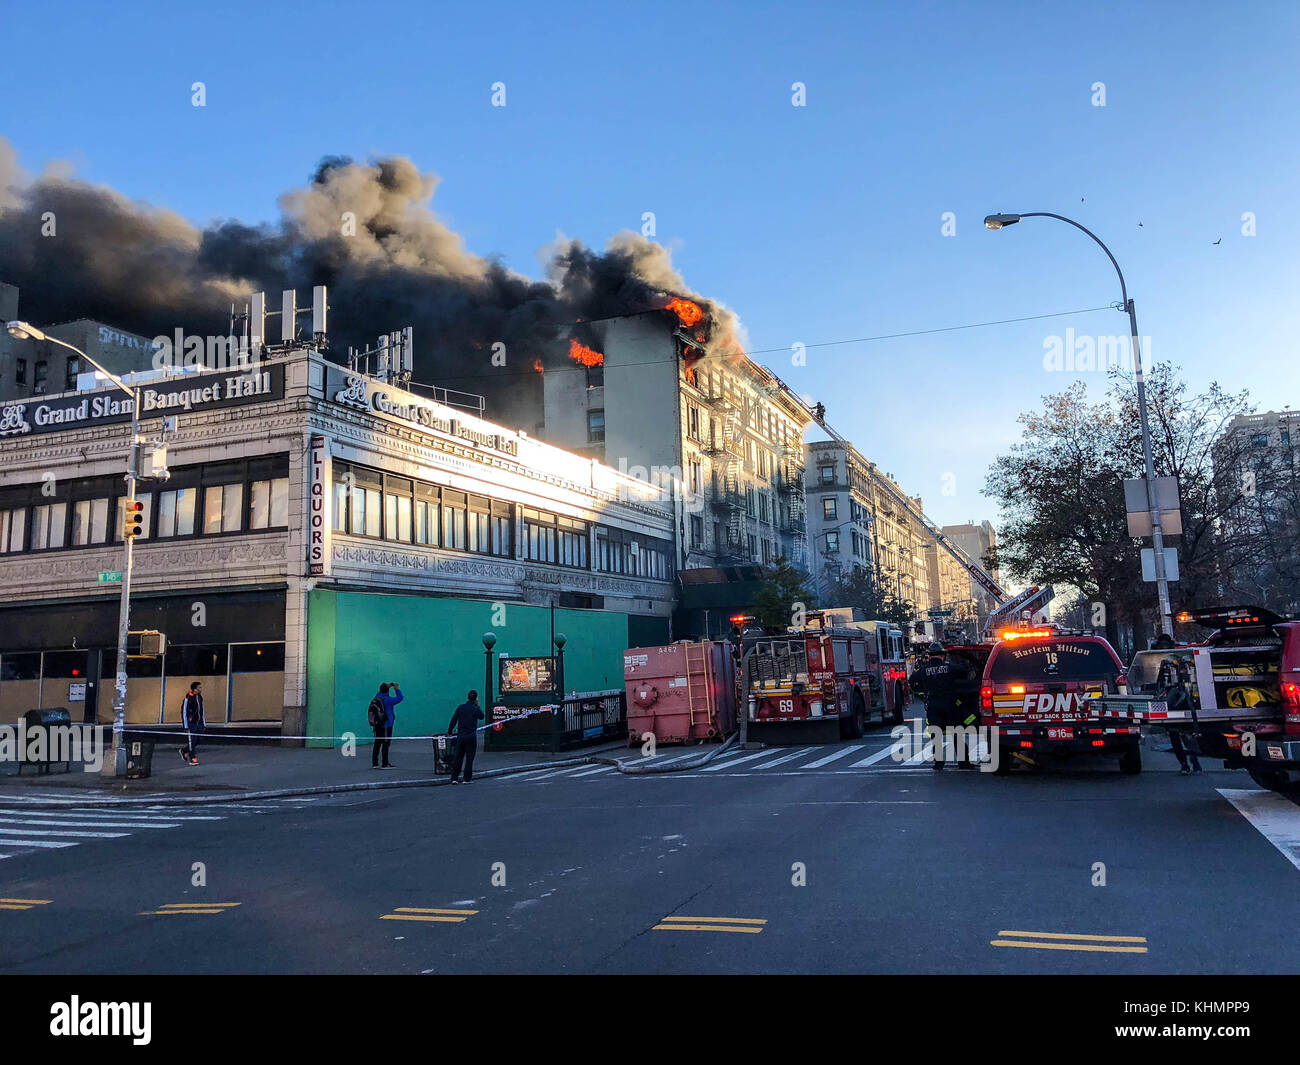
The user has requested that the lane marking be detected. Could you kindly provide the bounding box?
[802,744,868,768]
[0,809,208,822]
[849,745,900,768]
[654,915,766,934]
[991,939,1147,954]
[394,907,479,915]
[159,902,240,908]
[141,902,241,915]
[569,765,618,777]
[0,839,77,848]
[664,916,766,924]
[0,898,51,904]
[1218,788,1300,872]
[998,930,1146,943]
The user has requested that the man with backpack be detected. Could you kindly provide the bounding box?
[369,682,403,769]
[446,690,484,784]
[179,681,205,765]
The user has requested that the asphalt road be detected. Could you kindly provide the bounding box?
[3,708,1299,975]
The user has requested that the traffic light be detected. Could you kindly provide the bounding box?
[123,499,144,538]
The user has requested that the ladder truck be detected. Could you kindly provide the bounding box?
[806,406,1053,640]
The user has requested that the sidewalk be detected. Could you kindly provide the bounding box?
[0,734,631,803]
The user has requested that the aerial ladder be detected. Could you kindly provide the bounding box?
[805,404,1053,639]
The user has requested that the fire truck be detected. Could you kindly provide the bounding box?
[741,612,910,737]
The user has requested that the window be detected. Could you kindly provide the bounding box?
[1251,433,1269,448]
[824,497,837,521]
[443,491,468,550]
[203,484,243,534]
[65,356,80,392]
[348,469,382,537]
[113,494,153,542]
[826,531,840,553]
[586,364,603,389]
[468,495,491,553]
[250,477,289,530]
[691,515,703,546]
[70,497,110,546]
[1283,430,1292,447]
[820,464,835,485]
[587,409,605,443]
[383,477,413,543]
[0,507,25,553]
[33,360,47,393]
[15,359,26,385]
[689,461,701,496]
[158,487,197,537]
[31,503,66,550]
[493,511,512,556]
[745,487,755,516]
[747,534,757,559]
[758,494,769,523]
[414,482,439,546]
[688,406,700,440]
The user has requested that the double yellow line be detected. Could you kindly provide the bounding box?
[140,902,242,916]
[381,907,478,924]
[653,916,767,934]
[991,930,1147,954]
[0,897,51,911]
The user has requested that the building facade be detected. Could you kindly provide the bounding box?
[0,342,674,742]
[939,521,1000,626]
[540,309,814,573]
[1,282,163,403]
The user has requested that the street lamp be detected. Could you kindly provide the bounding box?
[981,212,1173,636]
[8,321,142,774]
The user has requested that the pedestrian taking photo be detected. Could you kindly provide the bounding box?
[369,682,403,769]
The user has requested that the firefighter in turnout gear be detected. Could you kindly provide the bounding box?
[923,643,977,770]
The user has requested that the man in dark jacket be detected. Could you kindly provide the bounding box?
[446,690,485,784]
[372,682,403,769]
[179,681,205,765]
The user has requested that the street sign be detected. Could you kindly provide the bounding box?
[97,571,122,584]
[1124,476,1183,537]
[1140,547,1179,583]
[927,609,953,617]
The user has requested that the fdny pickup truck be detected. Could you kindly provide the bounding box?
[979,626,1138,774]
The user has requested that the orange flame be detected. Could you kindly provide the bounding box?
[531,357,545,374]
[666,297,704,328]
[567,339,604,367]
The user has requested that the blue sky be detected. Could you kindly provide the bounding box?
[2,0,1297,527]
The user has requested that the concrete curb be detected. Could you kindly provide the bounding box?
[0,736,744,807]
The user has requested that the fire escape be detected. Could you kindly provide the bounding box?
[705,393,747,560]
[778,446,807,566]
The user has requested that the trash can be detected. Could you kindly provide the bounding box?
[124,732,155,779]
[18,707,73,775]
[432,733,453,775]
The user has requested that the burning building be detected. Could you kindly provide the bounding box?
[536,300,814,637]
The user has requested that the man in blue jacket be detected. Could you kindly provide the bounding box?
[372,682,403,769]
[446,690,484,784]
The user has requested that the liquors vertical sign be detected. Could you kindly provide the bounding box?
[307,435,330,577]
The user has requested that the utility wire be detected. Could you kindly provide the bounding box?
[402,304,1117,385]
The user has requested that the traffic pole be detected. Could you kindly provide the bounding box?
[103,387,140,777]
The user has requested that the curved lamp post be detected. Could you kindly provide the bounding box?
[8,321,143,772]
[982,213,1172,636]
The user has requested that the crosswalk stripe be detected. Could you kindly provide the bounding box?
[701,750,781,772]
[851,745,902,768]
[0,827,130,838]
[519,766,591,781]
[0,839,78,848]
[0,818,181,830]
[570,765,618,777]
[801,744,868,768]
[0,808,204,821]
[1218,788,1300,871]
[750,747,817,770]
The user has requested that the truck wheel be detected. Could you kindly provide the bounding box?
[888,686,904,726]
[843,692,865,739]
[1119,748,1142,775]
[1248,767,1290,793]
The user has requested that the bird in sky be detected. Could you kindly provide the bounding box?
[1213,238,1222,245]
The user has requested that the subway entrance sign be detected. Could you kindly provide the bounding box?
[97,571,123,584]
